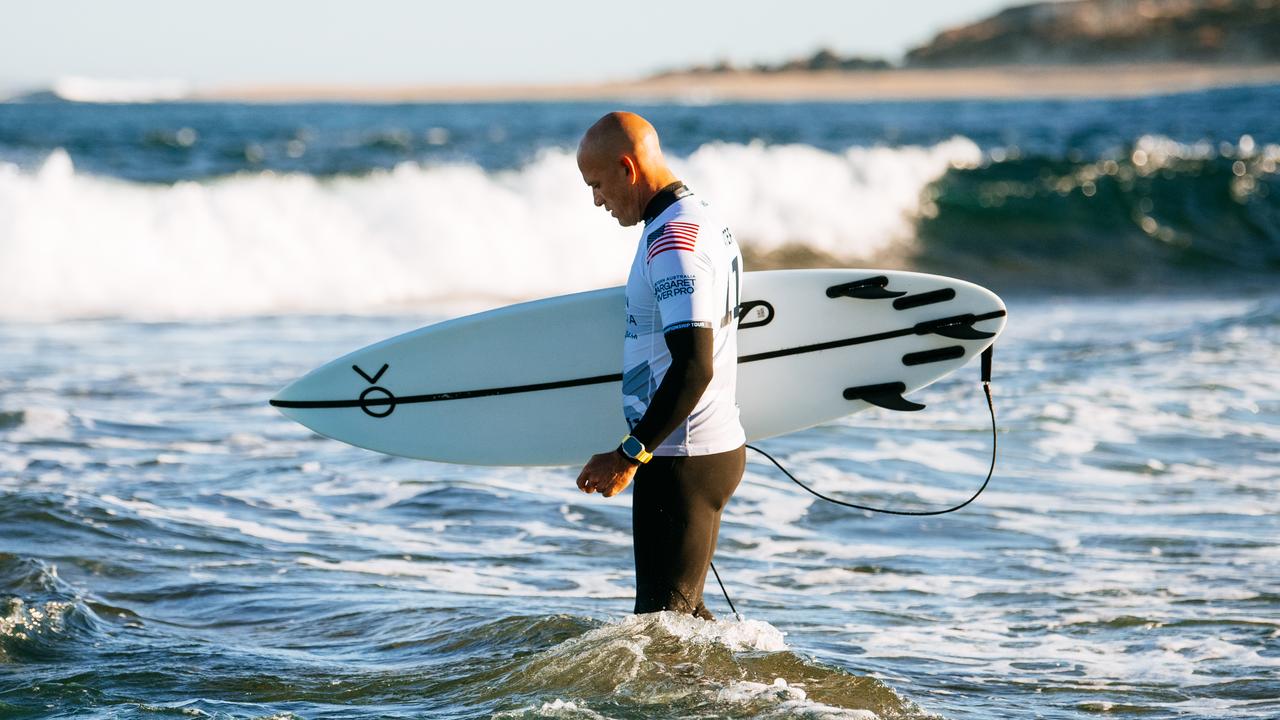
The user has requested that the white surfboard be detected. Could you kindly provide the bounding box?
[271,269,1006,466]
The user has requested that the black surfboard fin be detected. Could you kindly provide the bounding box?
[913,314,996,340]
[843,382,926,412]
[933,323,996,340]
[826,275,906,300]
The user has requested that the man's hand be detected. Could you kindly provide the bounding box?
[576,451,640,498]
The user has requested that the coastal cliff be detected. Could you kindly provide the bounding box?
[906,0,1280,66]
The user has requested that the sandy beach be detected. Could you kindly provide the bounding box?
[197,63,1280,103]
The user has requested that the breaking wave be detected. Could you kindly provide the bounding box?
[915,134,1280,288]
[0,133,1276,320]
[0,140,975,320]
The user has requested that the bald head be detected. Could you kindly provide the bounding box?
[578,112,662,166]
[577,112,678,227]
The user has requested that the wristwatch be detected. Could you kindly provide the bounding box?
[616,434,653,465]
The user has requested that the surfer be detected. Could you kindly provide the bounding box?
[574,112,746,620]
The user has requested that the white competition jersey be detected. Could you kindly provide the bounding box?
[623,189,745,456]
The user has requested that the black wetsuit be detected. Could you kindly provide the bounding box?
[632,446,745,618]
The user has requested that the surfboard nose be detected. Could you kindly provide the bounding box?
[268,380,304,421]
[270,354,356,409]
[269,373,329,423]
[269,374,304,408]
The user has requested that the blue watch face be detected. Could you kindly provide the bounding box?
[622,437,644,457]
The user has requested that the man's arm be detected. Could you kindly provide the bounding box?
[576,326,715,497]
[629,326,714,450]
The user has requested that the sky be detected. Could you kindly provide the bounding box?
[2,0,1028,91]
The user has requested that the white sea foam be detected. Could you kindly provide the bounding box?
[46,76,190,103]
[0,407,73,442]
[298,519,557,561]
[715,679,881,719]
[0,598,71,643]
[636,611,788,652]
[493,698,616,719]
[680,138,980,257]
[0,139,979,320]
[297,557,549,596]
[528,699,613,719]
[99,494,310,544]
[548,611,790,657]
[850,617,1280,689]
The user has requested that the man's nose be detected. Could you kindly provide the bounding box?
[593,191,604,207]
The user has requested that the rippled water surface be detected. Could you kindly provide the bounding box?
[2,292,1277,719]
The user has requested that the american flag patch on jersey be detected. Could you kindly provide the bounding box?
[646,221,699,262]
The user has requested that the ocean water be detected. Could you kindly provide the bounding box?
[1,89,1279,719]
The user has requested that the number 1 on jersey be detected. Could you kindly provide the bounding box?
[723,255,740,328]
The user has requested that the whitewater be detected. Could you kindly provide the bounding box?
[0,139,980,319]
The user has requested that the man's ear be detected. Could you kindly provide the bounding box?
[621,155,639,184]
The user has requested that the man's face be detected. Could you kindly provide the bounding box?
[578,152,639,227]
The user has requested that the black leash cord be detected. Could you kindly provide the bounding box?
[746,381,996,516]
[708,561,738,618]
[712,347,999,615]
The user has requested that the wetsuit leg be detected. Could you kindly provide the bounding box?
[632,445,745,619]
